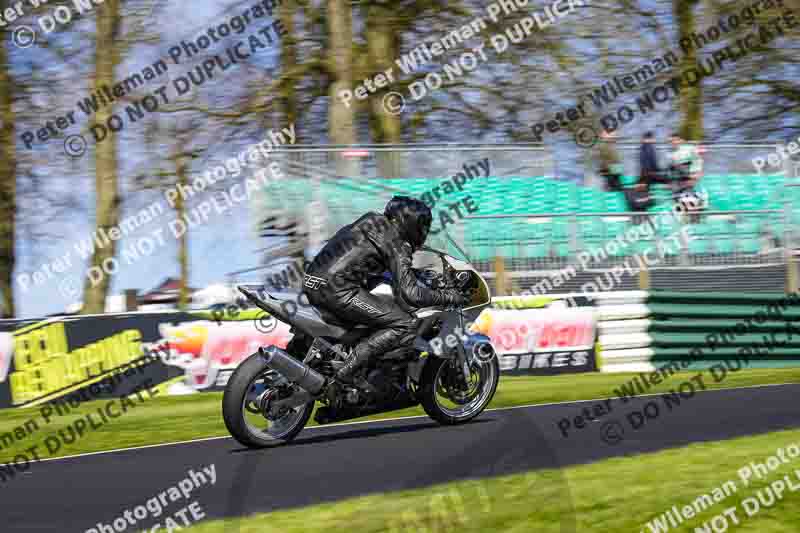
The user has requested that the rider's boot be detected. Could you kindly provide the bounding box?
[335,347,375,392]
[335,347,367,383]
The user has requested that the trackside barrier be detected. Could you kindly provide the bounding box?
[492,290,800,372]
[591,291,800,372]
[3,290,800,409]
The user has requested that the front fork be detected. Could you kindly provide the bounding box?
[453,309,472,389]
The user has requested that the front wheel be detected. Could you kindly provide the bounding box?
[419,354,500,425]
[222,351,314,448]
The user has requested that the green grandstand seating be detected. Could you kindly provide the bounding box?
[270,171,795,262]
[715,239,735,254]
[688,237,708,254]
[740,238,761,253]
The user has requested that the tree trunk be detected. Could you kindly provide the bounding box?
[674,0,703,140]
[366,3,401,143]
[175,158,190,310]
[0,32,16,318]
[82,0,121,314]
[327,0,357,176]
[279,0,299,137]
[367,2,402,178]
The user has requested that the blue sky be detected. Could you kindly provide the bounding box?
[10,0,798,318]
[13,0,283,318]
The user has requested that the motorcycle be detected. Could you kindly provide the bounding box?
[222,244,500,448]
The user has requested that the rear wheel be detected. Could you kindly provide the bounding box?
[222,352,314,448]
[419,354,499,425]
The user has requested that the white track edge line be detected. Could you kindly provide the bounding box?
[15,381,800,466]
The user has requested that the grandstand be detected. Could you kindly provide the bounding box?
[244,144,798,294]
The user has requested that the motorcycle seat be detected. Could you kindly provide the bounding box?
[240,287,351,339]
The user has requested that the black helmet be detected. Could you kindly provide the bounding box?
[384,196,432,251]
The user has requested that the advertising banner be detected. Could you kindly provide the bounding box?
[0,311,291,409]
[0,293,597,408]
[472,302,598,375]
[0,315,177,409]
[157,316,291,393]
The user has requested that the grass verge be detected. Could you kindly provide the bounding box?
[0,367,797,463]
[188,428,800,532]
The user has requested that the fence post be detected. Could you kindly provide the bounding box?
[639,267,650,290]
[785,197,798,293]
[124,290,138,312]
[494,251,508,296]
[569,213,578,263]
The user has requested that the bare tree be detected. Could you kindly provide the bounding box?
[0,30,17,317]
[674,0,704,140]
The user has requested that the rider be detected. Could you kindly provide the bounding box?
[303,196,467,387]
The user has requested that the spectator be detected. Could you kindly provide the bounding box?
[596,130,624,192]
[638,132,667,186]
[624,181,655,224]
[668,134,703,191]
[669,134,706,223]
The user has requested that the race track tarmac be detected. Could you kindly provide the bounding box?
[3,383,799,532]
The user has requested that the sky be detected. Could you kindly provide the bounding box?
[12,0,281,318]
[9,0,798,318]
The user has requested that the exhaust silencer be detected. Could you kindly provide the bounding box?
[259,346,327,395]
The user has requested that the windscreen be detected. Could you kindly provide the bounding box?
[412,246,491,309]
[422,227,472,264]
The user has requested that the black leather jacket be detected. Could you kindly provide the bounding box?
[305,212,462,309]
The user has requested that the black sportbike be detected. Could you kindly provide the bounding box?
[222,246,500,448]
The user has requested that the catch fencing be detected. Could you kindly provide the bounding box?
[234,143,797,293]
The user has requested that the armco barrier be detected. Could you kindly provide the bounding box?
[600,291,800,373]
[4,289,796,408]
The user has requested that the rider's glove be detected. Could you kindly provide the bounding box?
[441,289,468,307]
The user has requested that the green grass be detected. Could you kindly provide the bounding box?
[189,428,800,532]
[0,367,798,463]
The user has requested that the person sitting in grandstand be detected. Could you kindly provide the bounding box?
[596,130,624,192]
[669,134,707,223]
[624,181,655,225]
[669,134,705,188]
